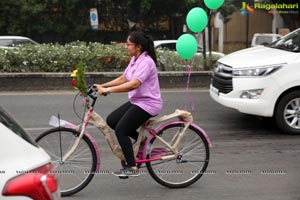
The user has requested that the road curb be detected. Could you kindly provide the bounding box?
[0,71,212,91]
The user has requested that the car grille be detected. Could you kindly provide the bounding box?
[211,63,233,94]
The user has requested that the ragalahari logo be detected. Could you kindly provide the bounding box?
[240,2,254,15]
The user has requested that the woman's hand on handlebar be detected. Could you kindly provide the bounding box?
[94,84,109,96]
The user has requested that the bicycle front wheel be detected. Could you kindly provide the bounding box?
[35,127,98,196]
[146,123,210,188]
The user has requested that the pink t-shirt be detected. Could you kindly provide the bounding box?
[124,52,163,116]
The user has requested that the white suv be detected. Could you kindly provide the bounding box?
[210,28,300,134]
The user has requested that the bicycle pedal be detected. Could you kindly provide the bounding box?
[119,176,129,179]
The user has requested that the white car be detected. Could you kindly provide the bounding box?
[0,36,38,48]
[251,33,282,47]
[210,28,300,134]
[154,40,225,58]
[0,106,61,200]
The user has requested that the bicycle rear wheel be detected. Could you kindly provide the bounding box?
[35,127,98,196]
[146,123,209,188]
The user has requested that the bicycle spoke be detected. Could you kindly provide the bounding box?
[40,139,61,160]
[70,148,92,161]
[182,146,205,156]
[58,117,63,162]
[46,150,62,160]
[158,160,178,177]
[178,136,200,152]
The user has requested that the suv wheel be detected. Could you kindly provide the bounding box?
[275,90,300,135]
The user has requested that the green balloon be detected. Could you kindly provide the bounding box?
[176,34,197,60]
[204,0,225,10]
[186,7,208,33]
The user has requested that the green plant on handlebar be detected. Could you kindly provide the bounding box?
[71,61,88,96]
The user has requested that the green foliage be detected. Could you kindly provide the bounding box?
[0,42,130,72]
[0,42,219,72]
[156,50,219,71]
[73,61,88,96]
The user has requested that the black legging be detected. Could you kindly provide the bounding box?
[106,101,153,167]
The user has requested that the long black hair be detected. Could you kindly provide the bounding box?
[128,31,157,64]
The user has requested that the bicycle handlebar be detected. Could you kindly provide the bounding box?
[87,85,108,97]
[87,85,98,97]
[86,86,97,108]
[86,85,108,108]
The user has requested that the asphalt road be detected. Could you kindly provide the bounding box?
[1,89,300,200]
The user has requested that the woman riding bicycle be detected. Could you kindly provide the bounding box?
[94,31,163,177]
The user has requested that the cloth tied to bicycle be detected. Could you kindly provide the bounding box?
[88,109,193,162]
[88,111,145,162]
[88,111,125,161]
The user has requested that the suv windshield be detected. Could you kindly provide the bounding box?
[269,29,300,52]
[0,106,37,147]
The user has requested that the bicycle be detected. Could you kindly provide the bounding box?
[35,86,212,197]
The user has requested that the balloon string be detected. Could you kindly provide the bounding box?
[184,64,194,111]
[209,10,213,21]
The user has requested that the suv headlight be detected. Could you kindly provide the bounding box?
[233,65,282,77]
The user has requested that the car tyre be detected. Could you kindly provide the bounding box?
[275,90,300,135]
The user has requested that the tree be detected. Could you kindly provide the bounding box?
[0,1,23,35]
[218,0,237,24]
[0,0,94,43]
[127,0,199,34]
[0,0,202,43]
